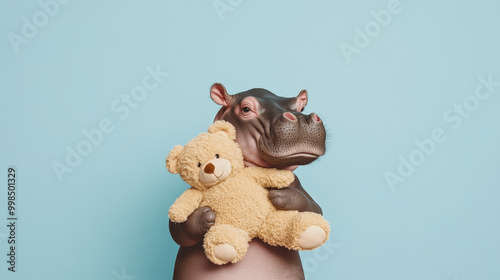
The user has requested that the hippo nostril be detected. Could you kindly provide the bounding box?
[283,112,297,122]
[204,163,215,174]
[311,113,321,123]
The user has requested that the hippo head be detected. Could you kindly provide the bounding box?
[211,83,326,170]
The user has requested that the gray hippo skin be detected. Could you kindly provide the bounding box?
[169,83,327,280]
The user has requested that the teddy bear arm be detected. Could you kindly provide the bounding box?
[245,167,295,189]
[168,188,204,223]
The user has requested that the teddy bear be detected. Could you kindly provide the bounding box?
[166,120,330,265]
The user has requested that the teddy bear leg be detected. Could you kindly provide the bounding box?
[291,212,330,250]
[259,210,330,251]
[203,224,252,265]
[258,210,300,248]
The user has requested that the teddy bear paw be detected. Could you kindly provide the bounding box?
[213,244,237,264]
[298,225,327,250]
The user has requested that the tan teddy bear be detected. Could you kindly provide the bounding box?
[166,120,330,265]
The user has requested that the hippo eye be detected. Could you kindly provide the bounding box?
[215,154,220,158]
[197,163,201,167]
[239,97,260,118]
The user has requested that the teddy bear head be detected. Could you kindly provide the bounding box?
[166,121,245,190]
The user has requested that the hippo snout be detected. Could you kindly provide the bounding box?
[259,112,326,167]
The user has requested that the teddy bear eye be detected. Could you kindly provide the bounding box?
[197,163,201,167]
[215,154,220,158]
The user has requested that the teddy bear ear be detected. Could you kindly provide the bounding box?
[166,145,184,174]
[208,120,236,140]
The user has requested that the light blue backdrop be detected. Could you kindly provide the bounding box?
[1,0,499,279]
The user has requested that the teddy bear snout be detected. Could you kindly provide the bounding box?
[199,158,232,185]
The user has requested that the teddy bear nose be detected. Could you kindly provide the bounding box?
[204,163,215,174]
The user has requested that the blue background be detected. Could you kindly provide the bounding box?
[1,0,499,279]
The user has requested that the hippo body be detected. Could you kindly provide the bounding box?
[169,83,327,280]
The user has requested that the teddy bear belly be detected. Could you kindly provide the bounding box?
[200,183,274,236]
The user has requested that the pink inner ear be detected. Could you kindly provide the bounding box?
[296,90,308,111]
[210,84,229,106]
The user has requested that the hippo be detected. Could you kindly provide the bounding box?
[169,83,327,280]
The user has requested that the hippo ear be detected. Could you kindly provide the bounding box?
[295,90,308,112]
[208,121,236,140]
[210,83,232,107]
[166,145,184,174]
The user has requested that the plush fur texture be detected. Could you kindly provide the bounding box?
[167,121,330,265]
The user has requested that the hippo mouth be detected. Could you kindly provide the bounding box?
[258,139,324,168]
